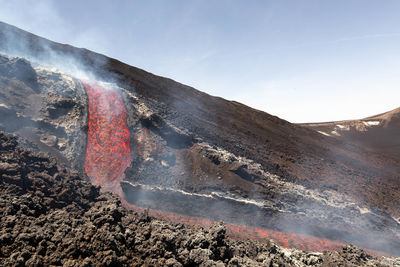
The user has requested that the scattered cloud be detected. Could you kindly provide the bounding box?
[334,33,400,42]
[282,32,400,50]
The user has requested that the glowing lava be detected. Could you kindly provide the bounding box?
[83,82,131,192]
[82,81,388,256]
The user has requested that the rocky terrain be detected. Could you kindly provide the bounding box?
[301,107,400,160]
[0,55,88,170]
[1,131,400,266]
[0,20,400,262]
[1,51,399,256]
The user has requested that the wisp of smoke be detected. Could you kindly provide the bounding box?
[0,21,114,84]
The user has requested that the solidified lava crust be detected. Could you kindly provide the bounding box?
[83,82,131,191]
[2,130,399,266]
[81,82,391,257]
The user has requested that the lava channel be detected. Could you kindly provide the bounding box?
[83,82,131,192]
[82,81,389,257]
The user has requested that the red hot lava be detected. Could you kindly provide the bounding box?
[83,82,131,192]
[82,81,388,256]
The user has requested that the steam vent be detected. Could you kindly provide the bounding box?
[1,22,400,265]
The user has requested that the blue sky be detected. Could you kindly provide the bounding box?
[1,0,400,122]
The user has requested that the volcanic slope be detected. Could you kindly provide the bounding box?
[2,21,399,213]
[301,107,400,159]
[1,21,400,256]
[1,131,400,266]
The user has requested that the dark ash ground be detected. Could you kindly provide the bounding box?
[1,131,399,266]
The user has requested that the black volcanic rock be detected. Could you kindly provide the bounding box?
[1,21,400,258]
[2,20,399,221]
[0,131,398,266]
[0,53,88,171]
[0,57,37,87]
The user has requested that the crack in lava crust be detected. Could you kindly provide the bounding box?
[83,82,131,191]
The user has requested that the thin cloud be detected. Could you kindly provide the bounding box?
[333,33,400,42]
[284,32,400,50]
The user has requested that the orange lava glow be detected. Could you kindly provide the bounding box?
[120,201,388,256]
[123,201,344,252]
[83,81,388,257]
[83,82,131,192]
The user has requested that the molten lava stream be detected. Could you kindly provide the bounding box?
[83,81,389,257]
[83,82,131,192]
[120,201,390,257]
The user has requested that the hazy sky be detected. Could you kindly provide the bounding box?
[1,0,400,123]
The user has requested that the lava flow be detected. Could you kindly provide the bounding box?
[82,82,387,256]
[83,82,131,192]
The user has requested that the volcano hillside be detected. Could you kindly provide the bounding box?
[0,21,400,257]
[301,107,400,159]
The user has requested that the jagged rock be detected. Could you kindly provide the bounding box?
[1,51,400,257]
[0,131,399,266]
